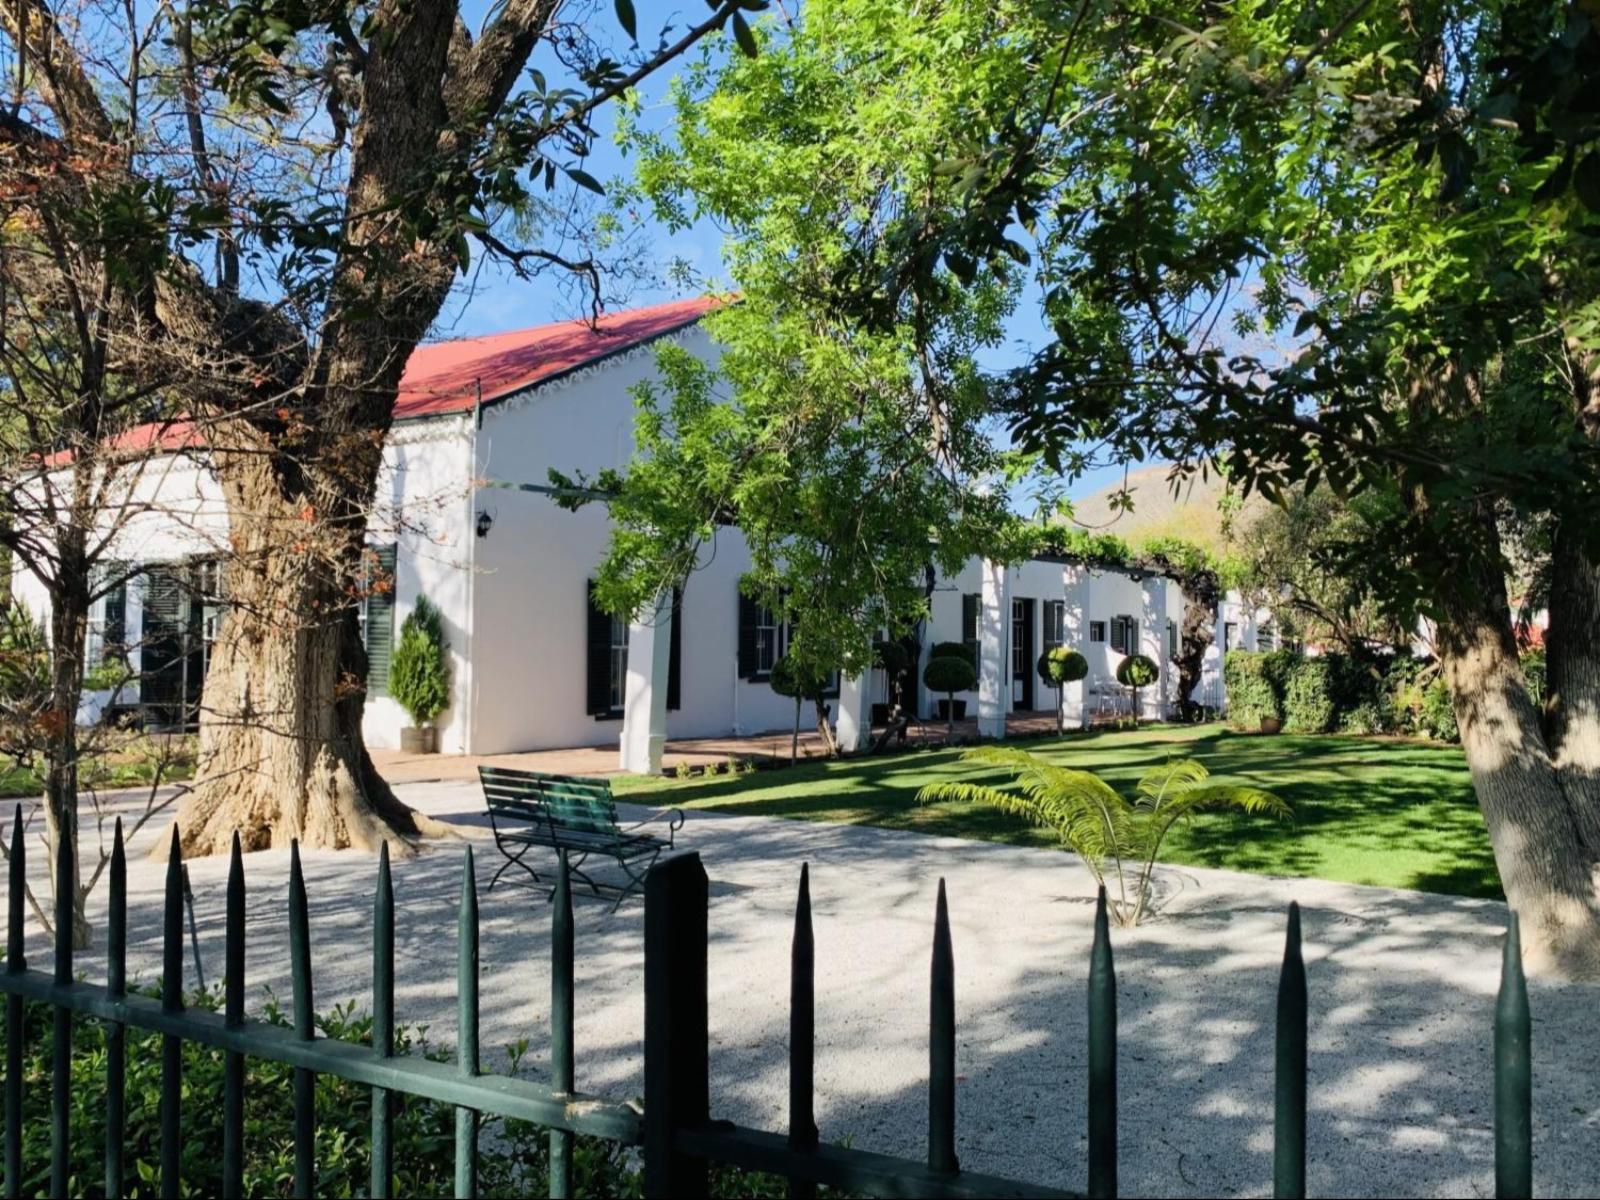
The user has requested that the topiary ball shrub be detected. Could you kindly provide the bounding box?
[930,640,978,671]
[924,653,978,736]
[1036,646,1088,686]
[1115,654,1157,689]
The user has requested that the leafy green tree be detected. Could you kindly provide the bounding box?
[693,0,1600,971]
[919,747,1288,926]
[566,0,1039,730]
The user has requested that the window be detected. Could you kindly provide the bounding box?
[1257,621,1277,651]
[1110,615,1138,655]
[1043,600,1066,651]
[608,614,630,712]
[754,603,784,676]
[1224,621,1239,654]
[361,546,398,695]
[86,562,129,669]
[1089,620,1106,643]
[962,593,980,664]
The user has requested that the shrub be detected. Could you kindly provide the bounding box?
[1036,646,1088,686]
[1338,701,1384,736]
[1283,657,1335,733]
[1223,650,1281,729]
[924,654,978,737]
[389,595,451,726]
[929,640,977,672]
[872,639,910,675]
[1420,679,1460,743]
[0,985,782,1198]
[1521,650,1547,706]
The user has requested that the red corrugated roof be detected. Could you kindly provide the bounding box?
[394,294,725,419]
[40,296,725,468]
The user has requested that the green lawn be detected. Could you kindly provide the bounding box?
[614,724,1500,899]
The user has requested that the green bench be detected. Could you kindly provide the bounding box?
[478,766,685,910]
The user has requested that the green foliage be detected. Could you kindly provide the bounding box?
[1420,679,1460,744]
[83,658,135,693]
[0,606,50,721]
[1283,657,1336,734]
[929,641,977,671]
[923,654,977,697]
[768,654,825,700]
[388,595,451,727]
[872,639,910,676]
[918,746,1288,926]
[1037,646,1088,686]
[2,984,798,1198]
[1027,527,1132,566]
[1223,650,1284,729]
[1521,650,1547,706]
[1114,655,1157,689]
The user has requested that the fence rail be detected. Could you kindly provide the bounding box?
[1,805,1538,1199]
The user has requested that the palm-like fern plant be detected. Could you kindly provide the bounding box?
[917,746,1290,926]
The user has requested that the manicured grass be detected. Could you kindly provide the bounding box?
[614,724,1500,899]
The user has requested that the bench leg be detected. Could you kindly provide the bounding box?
[609,847,661,914]
[488,841,543,893]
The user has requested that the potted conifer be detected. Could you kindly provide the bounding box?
[390,595,451,753]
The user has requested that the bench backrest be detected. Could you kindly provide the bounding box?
[479,766,618,837]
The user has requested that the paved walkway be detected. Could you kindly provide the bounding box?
[5,781,1596,1198]
[372,712,1068,784]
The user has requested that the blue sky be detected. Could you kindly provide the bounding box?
[431,6,1138,506]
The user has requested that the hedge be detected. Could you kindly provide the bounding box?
[1220,647,1536,745]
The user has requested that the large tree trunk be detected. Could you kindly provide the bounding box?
[169,443,452,858]
[1435,525,1600,978]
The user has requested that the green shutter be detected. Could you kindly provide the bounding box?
[365,545,398,696]
[667,586,683,711]
[587,581,613,716]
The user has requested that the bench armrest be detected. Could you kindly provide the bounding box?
[621,806,686,847]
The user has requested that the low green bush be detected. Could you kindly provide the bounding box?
[1283,657,1335,733]
[1522,649,1547,706]
[1338,700,1384,736]
[1,985,801,1198]
[1420,678,1460,743]
[1223,650,1281,729]
[389,595,451,727]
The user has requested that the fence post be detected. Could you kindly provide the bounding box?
[550,851,575,1199]
[643,852,709,1199]
[1087,886,1117,1200]
[6,806,25,1200]
[1495,914,1531,1200]
[1274,902,1307,1200]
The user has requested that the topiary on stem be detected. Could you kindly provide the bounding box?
[1116,653,1158,725]
[924,653,977,740]
[1037,647,1089,735]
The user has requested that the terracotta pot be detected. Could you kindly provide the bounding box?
[1260,716,1283,735]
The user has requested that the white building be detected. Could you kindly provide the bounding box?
[15,297,1265,770]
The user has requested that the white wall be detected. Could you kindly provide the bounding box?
[464,326,804,754]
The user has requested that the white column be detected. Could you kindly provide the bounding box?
[835,670,870,753]
[1142,576,1168,721]
[977,560,1011,738]
[619,594,672,774]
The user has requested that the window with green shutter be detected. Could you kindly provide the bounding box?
[362,545,398,695]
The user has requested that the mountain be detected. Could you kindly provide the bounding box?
[1063,464,1266,558]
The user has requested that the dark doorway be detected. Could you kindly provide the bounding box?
[140,560,223,731]
[1011,597,1035,711]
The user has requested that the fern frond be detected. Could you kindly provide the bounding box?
[1134,758,1210,810]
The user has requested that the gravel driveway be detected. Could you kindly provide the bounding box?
[6,781,1597,1198]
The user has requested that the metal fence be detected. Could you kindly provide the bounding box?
[1,806,1535,1199]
